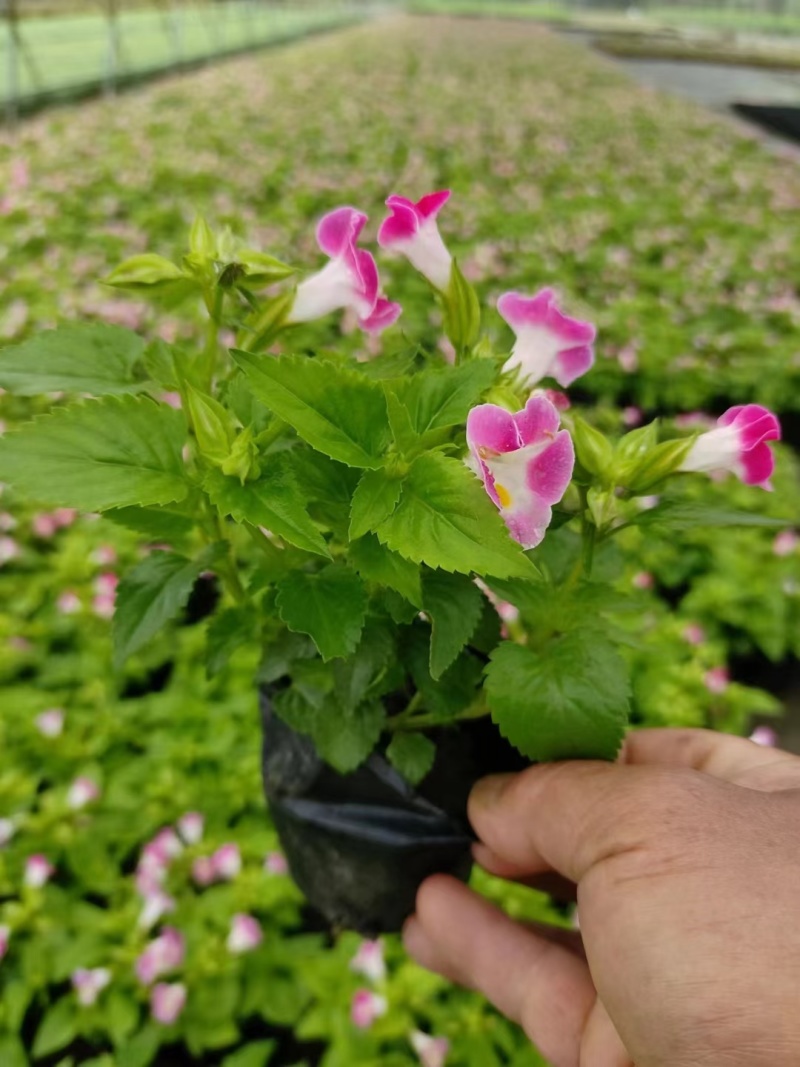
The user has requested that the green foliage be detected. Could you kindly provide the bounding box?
[349,468,403,540]
[386,733,436,785]
[422,569,485,680]
[276,564,368,661]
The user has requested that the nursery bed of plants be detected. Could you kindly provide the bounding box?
[0,15,799,1066]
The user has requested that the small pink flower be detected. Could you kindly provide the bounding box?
[90,544,118,566]
[704,667,730,695]
[623,406,643,427]
[0,512,16,531]
[151,982,186,1025]
[497,288,596,389]
[617,344,639,373]
[750,725,778,747]
[411,1030,450,1067]
[377,190,453,290]
[138,890,176,930]
[0,925,9,962]
[191,856,216,887]
[632,571,654,591]
[53,508,78,529]
[177,812,204,846]
[466,395,575,550]
[135,927,186,984]
[0,536,19,564]
[227,913,263,954]
[264,851,288,876]
[212,843,241,881]
[94,573,119,597]
[35,708,64,738]
[57,591,82,615]
[351,989,387,1030]
[539,388,571,411]
[288,207,400,334]
[159,392,183,410]
[67,777,100,810]
[681,405,781,489]
[32,513,59,539]
[682,623,706,646]
[25,854,54,888]
[674,411,715,430]
[72,967,111,1007]
[150,828,183,862]
[0,818,15,847]
[773,530,798,557]
[350,939,386,983]
[93,594,116,619]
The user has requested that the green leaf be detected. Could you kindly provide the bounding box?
[634,500,790,530]
[485,633,630,761]
[0,396,188,512]
[222,1041,276,1067]
[0,1035,27,1067]
[105,989,140,1047]
[313,700,386,773]
[116,1025,162,1067]
[206,606,257,677]
[32,998,77,1059]
[390,359,496,435]
[190,215,216,258]
[349,468,402,540]
[276,564,368,661]
[204,463,330,558]
[386,732,436,785]
[441,258,481,351]
[105,253,185,290]
[333,623,394,711]
[349,533,422,605]
[113,545,224,667]
[0,323,145,395]
[105,504,195,545]
[232,352,389,468]
[376,453,537,580]
[423,569,484,680]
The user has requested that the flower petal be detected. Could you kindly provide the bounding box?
[466,404,521,455]
[552,344,595,388]
[526,430,575,505]
[738,441,775,488]
[359,297,402,334]
[416,189,451,219]
[316,206,367,258]
[378,200,420,246]
[512,394,561,446]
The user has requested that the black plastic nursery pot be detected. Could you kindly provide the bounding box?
[260,688,528,936]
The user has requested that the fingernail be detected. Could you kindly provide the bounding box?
[470,773,514,812]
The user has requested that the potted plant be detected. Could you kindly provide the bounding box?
[0,192,783,934]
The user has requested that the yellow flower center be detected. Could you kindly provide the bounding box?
[495,483,513,508]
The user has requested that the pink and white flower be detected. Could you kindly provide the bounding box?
[411,1030,450,1067]
[773,530,798,557]
[24,854,54,888]
[680,405,781,489]
[35,708,64,737]
[72,967,111,1006]
[136,927,186,984]
[177,812,204,846]
[90,544,118,566]
[497,288,596,389]
[288,207,400,334]
[138,889,176,930]
[149,828,183,862]
[682,623,706,646]
[32,513,59,539]
[0,536,19,565]
[350,989,388,1030]
[466,395,575,550]
[350,939,386,984]
[151,982,186,1025]
[67,777,100,810]
[750,725,778,747]
[0,925,9,962]
[191,856,216,887]
[211,843,241,881]
[377,190,453,291]
[632,571,654,591]
[57,591,82,615]
[227,913,263,954]
[704,667,730,695]
[264,851,288,876]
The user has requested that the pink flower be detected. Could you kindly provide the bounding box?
[138,890,176,930]
[227,913,263,954]
[53,508,78,529]
[680,405,781,489]
[151,982,186,1025]
[150,828,183,862]
[24,854,54,888]
[632,571,654,591]
[94,572,119,597]
[750,725,778,747]
[411,1030,450,1067]
[682,623,706,646]
[136,927,186,984]
[159,392,183,410]
[350,989,387,1030]
[0,536,19,565]
[288,207,400,333]
[0,818,15,847]
[377,190,453,290]
[0,925,9,962]
[350,939,386,983]
[72,967,111,1007]
[0,512,16,532]
[67,777,100,810]
[90,544,117,566]
[32,513,59,538]
[35,708,64,738]
[539,388,571,411]
[177,812,204,846]
[264,851,288,876]
[191,856,216,887]
[466,395,575,550]
[623,406,643,427]
[704,667,730,695]
[211,843,241,881]
[93,594,116,619]
[773,530,798,557]
[57,591,82,615]
[497,289,596,389]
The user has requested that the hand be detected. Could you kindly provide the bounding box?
[403,728,800,1067]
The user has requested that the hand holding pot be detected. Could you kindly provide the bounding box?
[404,728,800,1067]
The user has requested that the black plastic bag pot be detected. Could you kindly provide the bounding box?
[260,688,527,935]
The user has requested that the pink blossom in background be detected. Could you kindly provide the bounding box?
[264,851,288,875]
[411,1030,450,1067]
[192,856,216,887]
[32,513,59,539]
[138,890,176,931]
[0,818,15,847]
[35,708,64,738]
[160,392,183,410]
[135,927,186,984]
[0,925,9,962]
[72,967,111,1007]
[67,777,100,810]
[704,667,730,695]
[0,512,16,532]
[24,854,54,888]
[350,989,388,1030]
[212,843,241,881]
[91,544,118,566]
[681,405,781,489]
[773,530,798,557]
[151,982,186,1025]
[617,344,639,373]
[177,812,204,846]
[1,299,29,339]
[150,828,183,862]
[674,412,715,430]
[57,591,82,615]
[53,509,78,528]
[632,572,654,591]
[350,939,386,984]
[682,623,706,646]
[227,913,263,954]
[0,537,19,565]
[378,190,453,290]
[750,725,778,747]
[467,395,575,550]
[622,406,643,427]
[10,159,29,191]
[92,572,118,619]
[539,388,570,411]
[498,288,596,389]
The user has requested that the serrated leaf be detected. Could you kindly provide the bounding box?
[390,359,497,435]
[32,998,77,1059]
[105,504,196,545]
[349,468,402,540]
[423,569,484,679]
[376,453,537,580]
[204,463,330,558]
[404,624,484,720]
[386,732,436,785]
[0,323,145,395]
[333,623,394,710]
[0,395,188,511]
[113,545,224,667]
[629,499,789,530]
[206,606,258,677]
[276,564,367,661]
[314,700,386,773]
[349,533,422,605]
[485,633,630,761]
[232,351,389,467]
